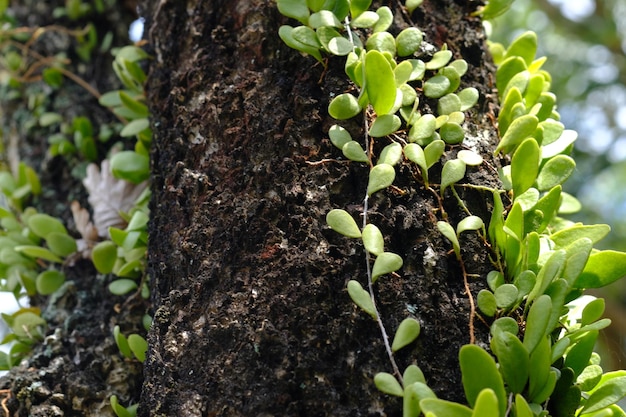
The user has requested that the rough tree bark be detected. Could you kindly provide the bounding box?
[141,0,499,416]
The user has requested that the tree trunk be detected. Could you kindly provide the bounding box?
[141,0,499,415]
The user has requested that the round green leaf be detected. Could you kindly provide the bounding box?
[423,75,450,98]
[378,142,402,166]
[120,118,150,137]
[405,0,423,13]
[309,10,342,28]
[374,372,403,397]
[326,209,361,238]
[347,280,376,319]
[403,365,426,386]
[46,232,77,257]
[495,114,538,155]
[492,331,529,394]
[438,93,462,115]
[437,221,460,257]
[406,59,426,81]
[449,59,468,77]
[425,50,453,70]
[456,150,483,166]
[342,141,369,162]
[391,318,421,352]
[460,345,507,416]
[110,151,150,184]
[440,122,464,144]
[28,213,67,238]
[371,251,403,282]
[12,311,46,339]
[362,223,384,256]
[424,140,446,168]
[328,36,353,56]
[536,154,575,191]
[399,83,417,106]
[457,216,484,234]
[128,334,148,362]
[373,6,393,32]
[92,240,118,274]
[367,163,395,195]
[396,27,422,57]
[276,0,310,24]
[477,289,497,317]
[328,93,361,120]
[369,114,401,137]
[408,114,436,143]
[458,87,479,111]
[35,270,65,295]
[575,250,626,289]
[109,278,138,295]
[351,11,379,28]
[581,298,605,326]
[366,31,396,55]
[494,284,518,309]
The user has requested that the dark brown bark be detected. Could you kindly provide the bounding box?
[141,0,499,416]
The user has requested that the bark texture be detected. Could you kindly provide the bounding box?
[142,0,500,415]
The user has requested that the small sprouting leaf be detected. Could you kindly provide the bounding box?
[396,27,422,57]
[405,0,423,14]
[457,87,479,111]
[113,325,132,358]
[511,138,540,197]
[423,75,451,98]
[367,164,395,195]
[457,216,483,235]
[477,290,497,317]
[369,114,401,137]
[575,250,626,289]
[28,213,67,238]
[456,150,483,166]
[35,270,65,295]
[328,93,362,120]
[440,122,464,144]
[371,252,403,282]
[437,221,460,258]
[404,365,426,386]
[128,334,148,362]
[391,318,420,351]
[342,141,369,162]
[440,159,466,195]
[326,209,362,238]
[425,50,453,70]
[471,389,500,417]
[378,142,403,166]
[408,114,436,144]
[523,294,552,354]
[495,114,538,155]
[347,280,376,319]
[109,279,139,295]
[365,50,397,115]
[476,0,514,19]
[92,241,118,274]
[536,154,575,191]
[362,224,384,256]
[459,345,507,416]
[374,372,404,397]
